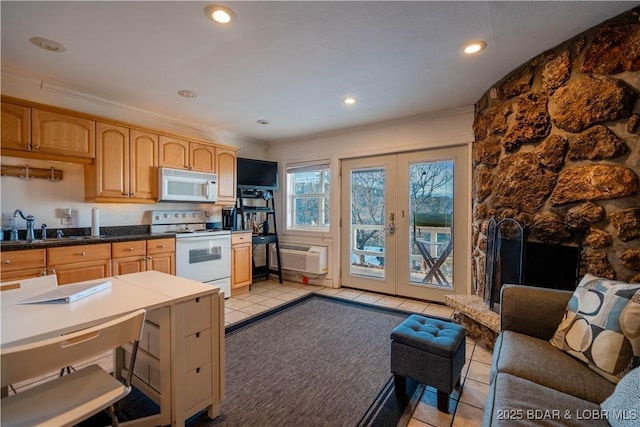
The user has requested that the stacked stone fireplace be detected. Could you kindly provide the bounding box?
[447,7,640,348]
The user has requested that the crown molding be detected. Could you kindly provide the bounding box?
[1,70,266,147]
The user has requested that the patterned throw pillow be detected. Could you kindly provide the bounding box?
[549,274,640,383]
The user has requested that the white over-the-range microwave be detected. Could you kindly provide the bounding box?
[158,167,218,203]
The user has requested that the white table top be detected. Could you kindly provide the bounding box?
[1,271,221,348]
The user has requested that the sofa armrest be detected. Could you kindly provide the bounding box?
[500,285,572,340]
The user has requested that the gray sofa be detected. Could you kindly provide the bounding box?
[483,285,616,427]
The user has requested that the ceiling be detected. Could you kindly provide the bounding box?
[1,1,635,144]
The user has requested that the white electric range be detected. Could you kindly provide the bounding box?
[151,210,231,298]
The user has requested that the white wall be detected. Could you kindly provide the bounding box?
[267,107,475,287]
[1,74,267,231]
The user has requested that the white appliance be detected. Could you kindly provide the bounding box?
[151,210,231,298]
[271,244,328,275]
[158,167,218,203]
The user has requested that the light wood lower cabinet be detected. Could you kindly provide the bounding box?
[147,238,176,275]
[47,243,112,285]
[0,249,46,282]
[112,240,147,275]
[231,231,252,296]
[3,238,176,285]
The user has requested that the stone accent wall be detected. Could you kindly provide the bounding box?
[472,7,640,297]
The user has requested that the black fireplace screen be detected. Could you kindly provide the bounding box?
[484,217,582,312]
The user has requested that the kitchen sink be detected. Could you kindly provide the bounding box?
[6,236,105,245]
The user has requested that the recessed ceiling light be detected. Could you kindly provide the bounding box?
[177,89,197,98]
[30,37,66,53]
[463,40,487,55]
[205,4,235,24]
[256,119,270,125]
[343,97,357,105]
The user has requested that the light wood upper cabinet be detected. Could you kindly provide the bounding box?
[159,136,190,170]
[1,102,31,151]
[216,147,236,204]
[32,109,95,159]
[86,123,158,203]
[130,129,158,200]
[159,136,216,173]
[189,142,216,173]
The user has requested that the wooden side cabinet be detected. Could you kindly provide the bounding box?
[231,231,252,296]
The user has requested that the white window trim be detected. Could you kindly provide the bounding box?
[286,160,331,233]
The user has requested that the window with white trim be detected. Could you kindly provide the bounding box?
[286,161,331,231]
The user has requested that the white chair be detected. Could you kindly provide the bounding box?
[1,309,146,427]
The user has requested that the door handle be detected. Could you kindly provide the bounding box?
[384,212,395,235]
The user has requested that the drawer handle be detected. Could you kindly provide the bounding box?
[79,252,86,256]
[3,260,10,264]
[127,247,134,252]
[195,297,200,303]
[196,367,201,374]
[196,332,200,338]
[159,244,165,248]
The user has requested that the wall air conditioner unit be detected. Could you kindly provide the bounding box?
[270,244,328,275]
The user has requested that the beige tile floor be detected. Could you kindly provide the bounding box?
[229,280,490,427]
[12,279,491,427]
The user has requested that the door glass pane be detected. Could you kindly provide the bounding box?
[409,160,454,288]
[350,167,386,279]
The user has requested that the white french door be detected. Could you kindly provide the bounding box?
[340,146,469,302]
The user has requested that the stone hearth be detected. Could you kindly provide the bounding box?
[445,295,498,350]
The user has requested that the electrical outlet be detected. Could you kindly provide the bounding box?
[61,216,73,225]
[2,213,16,227]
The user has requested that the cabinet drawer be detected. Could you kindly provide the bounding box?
[231,232,252,245]
[1,249,46,272]
[48,243,111,265]
[183,328,212,373]
[147,238,175,255]
[140,321,161,358]
[182,296,212,336]
[112,240,146,258]
[184,363,212,408]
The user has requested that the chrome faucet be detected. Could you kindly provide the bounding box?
[41,223,47,240]
[14,209,36,242]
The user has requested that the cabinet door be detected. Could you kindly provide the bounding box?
[190,142,216,173]
[159,136,189,169]
[147,252,175,275]
[95,122,130,199]
[112,257,147,275]
[232,243,252,288]
[216,147,236,204]
[130,129,158,200]
[1,102,30,151]
[52,260,111,285]
[0,268,47,282]
[32,109,95,158]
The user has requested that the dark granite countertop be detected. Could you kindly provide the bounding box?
[0,225,176,252]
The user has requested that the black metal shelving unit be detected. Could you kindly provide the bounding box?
[237,188,283,283]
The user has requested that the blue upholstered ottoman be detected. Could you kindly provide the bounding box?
[390,314,466,412]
